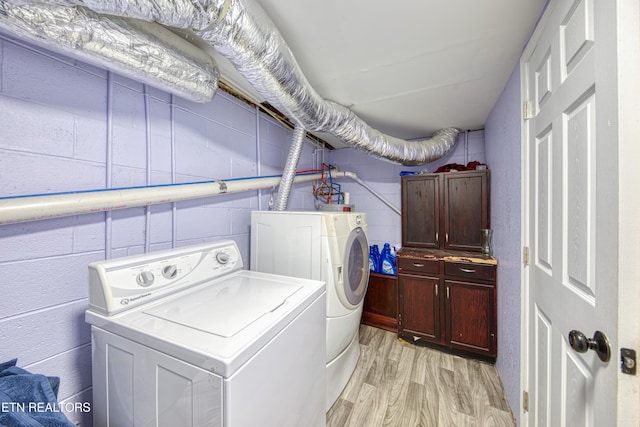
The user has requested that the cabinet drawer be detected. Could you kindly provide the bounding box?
[398,257,440,275]
[444,261,495,282]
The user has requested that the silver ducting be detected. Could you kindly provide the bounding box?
[3,0,459,165]
[0,1,219,103]
[274,124,305,211]
[198,0,460,165]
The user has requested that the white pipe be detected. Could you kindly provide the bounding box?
[342,171,401,216]
[0,173,326,225]
[255,107,263,211]
[143,86,151,252]
[170,94,177,247]
[0,171,401,225]
[464,130,469,165]
[105,71,114,259]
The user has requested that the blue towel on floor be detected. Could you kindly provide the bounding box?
[0,359,75,427]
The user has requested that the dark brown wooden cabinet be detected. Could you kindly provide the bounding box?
[402,170,490,252]
[397,250,497,360]
[401,174,440,248]
[444,260,497,358]
[361,272,398,332]
[396,255,441,343]
[398,169,496,361]
[398,274,441,343]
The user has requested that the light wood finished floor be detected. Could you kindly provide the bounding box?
[327,325,516,427]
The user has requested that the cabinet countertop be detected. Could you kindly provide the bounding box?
[397,248,497,265]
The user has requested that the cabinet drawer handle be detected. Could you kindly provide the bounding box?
[459,267,476,273]
[413,263,425,267]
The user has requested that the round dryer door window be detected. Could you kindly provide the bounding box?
[342,226,369,306]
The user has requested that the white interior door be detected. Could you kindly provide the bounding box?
[520,0,637,425]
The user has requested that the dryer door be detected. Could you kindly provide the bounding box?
[341,226,370,306]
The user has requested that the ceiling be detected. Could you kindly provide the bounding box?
[210,0,548,149]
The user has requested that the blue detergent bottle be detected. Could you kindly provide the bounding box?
[374,245,382,273]
[369,245,380,273]
[379,243,397,276]
[391,245,398,266]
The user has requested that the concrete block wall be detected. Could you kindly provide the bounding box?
[328,130,486,249]
[0,33,318,425]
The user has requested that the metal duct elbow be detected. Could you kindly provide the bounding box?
[0,1,219,103]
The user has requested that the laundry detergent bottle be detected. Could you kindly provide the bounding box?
[369,245,380,273]
[379,243,397,276]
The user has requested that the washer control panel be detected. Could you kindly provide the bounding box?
[88,240,242,315]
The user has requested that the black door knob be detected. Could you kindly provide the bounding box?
[568,330,590,352]
[568,330,611,363]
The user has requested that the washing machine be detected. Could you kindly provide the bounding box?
[250,210,369,410]
[86,240,326,427]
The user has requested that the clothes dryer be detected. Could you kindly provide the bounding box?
[250,211,369,410]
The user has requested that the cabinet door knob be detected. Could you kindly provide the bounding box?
[435,284,438,296]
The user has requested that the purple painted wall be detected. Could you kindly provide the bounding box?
[0,33,318,425]
[484,63,522,425]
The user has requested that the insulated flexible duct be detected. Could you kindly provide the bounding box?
[197,0,461,165]
[273,124,306,211]
[11,0,459,165]
[0,1,219,103]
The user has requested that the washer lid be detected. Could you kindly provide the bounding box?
[144,275,301,338]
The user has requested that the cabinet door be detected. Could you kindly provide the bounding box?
[398,273,441,343]
[442,171,489,251]
[445,279,496,357]
[401,175,440,248]
[362,272,398,332]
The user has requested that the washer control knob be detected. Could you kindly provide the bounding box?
[136,271,155,287]
[162,264,178,279]
[216,252,230,264]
